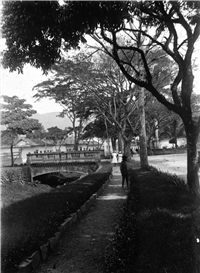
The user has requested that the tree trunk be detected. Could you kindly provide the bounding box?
[111,137,117,151]
[154,119,159,148]
[186,127,199,194]
[173,121,178,148]
[118,132,123,152]
[73,129,79,151]
[107,138,111,157]
[10,144,14,167]
[139,88,148,169]
[104,118,111,158]
[74,139,79,151]
[147,136,153,156]
[72,115,78,150]
[124,138,132,157]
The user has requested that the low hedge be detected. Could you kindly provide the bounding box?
[151,148,187,155]
[105,166,200,273]
[1,166,31,184]
[2,164,112,273]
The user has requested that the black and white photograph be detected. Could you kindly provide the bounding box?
[1,1,200,273]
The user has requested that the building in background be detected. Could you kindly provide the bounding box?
[0,136,105,166]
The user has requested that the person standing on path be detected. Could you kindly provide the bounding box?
[118,151,122,164]
[120,155,129,188]
[112,151,118,166]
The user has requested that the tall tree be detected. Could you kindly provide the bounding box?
[26,127,46,139]
[34,52,139,156]
[2,1,200,192]
[145,95,179,150]
[81,117,116,150]
[45,126,68,151]
[86,53,139,157]
[1,95,42,166]
[33,56,93,150]
[88,1,200,193]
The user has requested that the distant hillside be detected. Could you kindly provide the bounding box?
[32,112,71,130]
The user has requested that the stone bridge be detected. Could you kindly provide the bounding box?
[27,151,101,181]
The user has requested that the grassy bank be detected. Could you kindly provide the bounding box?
[105,165,200,273]
[1,163,112,273]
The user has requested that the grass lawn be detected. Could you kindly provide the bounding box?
[105,165,200,273]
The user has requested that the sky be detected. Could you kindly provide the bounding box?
[1,64,63,114]
[1,31,200,115]
[1,51,199,115]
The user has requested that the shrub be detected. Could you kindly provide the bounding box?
[2,165,112,273]
[105,168,200,273]
[1,166,31,185]
[147,165,187,189]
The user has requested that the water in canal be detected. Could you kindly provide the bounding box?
[33,172,81,187]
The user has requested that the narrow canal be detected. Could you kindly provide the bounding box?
[34,172,81,187]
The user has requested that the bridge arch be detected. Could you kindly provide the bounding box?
[30,161,98,181]
[27,151,101,181]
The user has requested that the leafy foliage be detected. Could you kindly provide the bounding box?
[2,1,200,189]
[33,54,96,150]
[1,96,42,134]
[33,51,139,154]
[82,118,107,140]
[105,167,200,272]
[1,96,42,165]
[2,1,130,72]
[45,126,68,150]
[2,1,62,72]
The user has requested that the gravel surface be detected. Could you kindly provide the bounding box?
[36,166,128,273]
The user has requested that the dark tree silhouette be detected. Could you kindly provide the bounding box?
[2,1,200,192]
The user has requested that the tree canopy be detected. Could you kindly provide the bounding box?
[33,53,96,150]
[1,95,42,165]
[45,126,68,150]
[1,95,42,134]
[2,1,200,191]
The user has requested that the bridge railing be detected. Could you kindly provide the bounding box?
[27,150,101,164]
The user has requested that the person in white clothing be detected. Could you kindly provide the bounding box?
[118,151,123,163]
[112,151,118,166]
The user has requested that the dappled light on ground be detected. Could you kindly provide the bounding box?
[108,184,122,188]
[138,208,191,220]
[82,231,115,238]
[97,193,126,200]
[156,208,191,218]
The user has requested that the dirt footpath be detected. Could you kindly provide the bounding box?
[36,166,128,273]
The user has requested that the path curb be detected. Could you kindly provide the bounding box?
[17,173,112,273]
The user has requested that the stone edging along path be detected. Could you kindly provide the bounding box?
[17,174,112,273]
